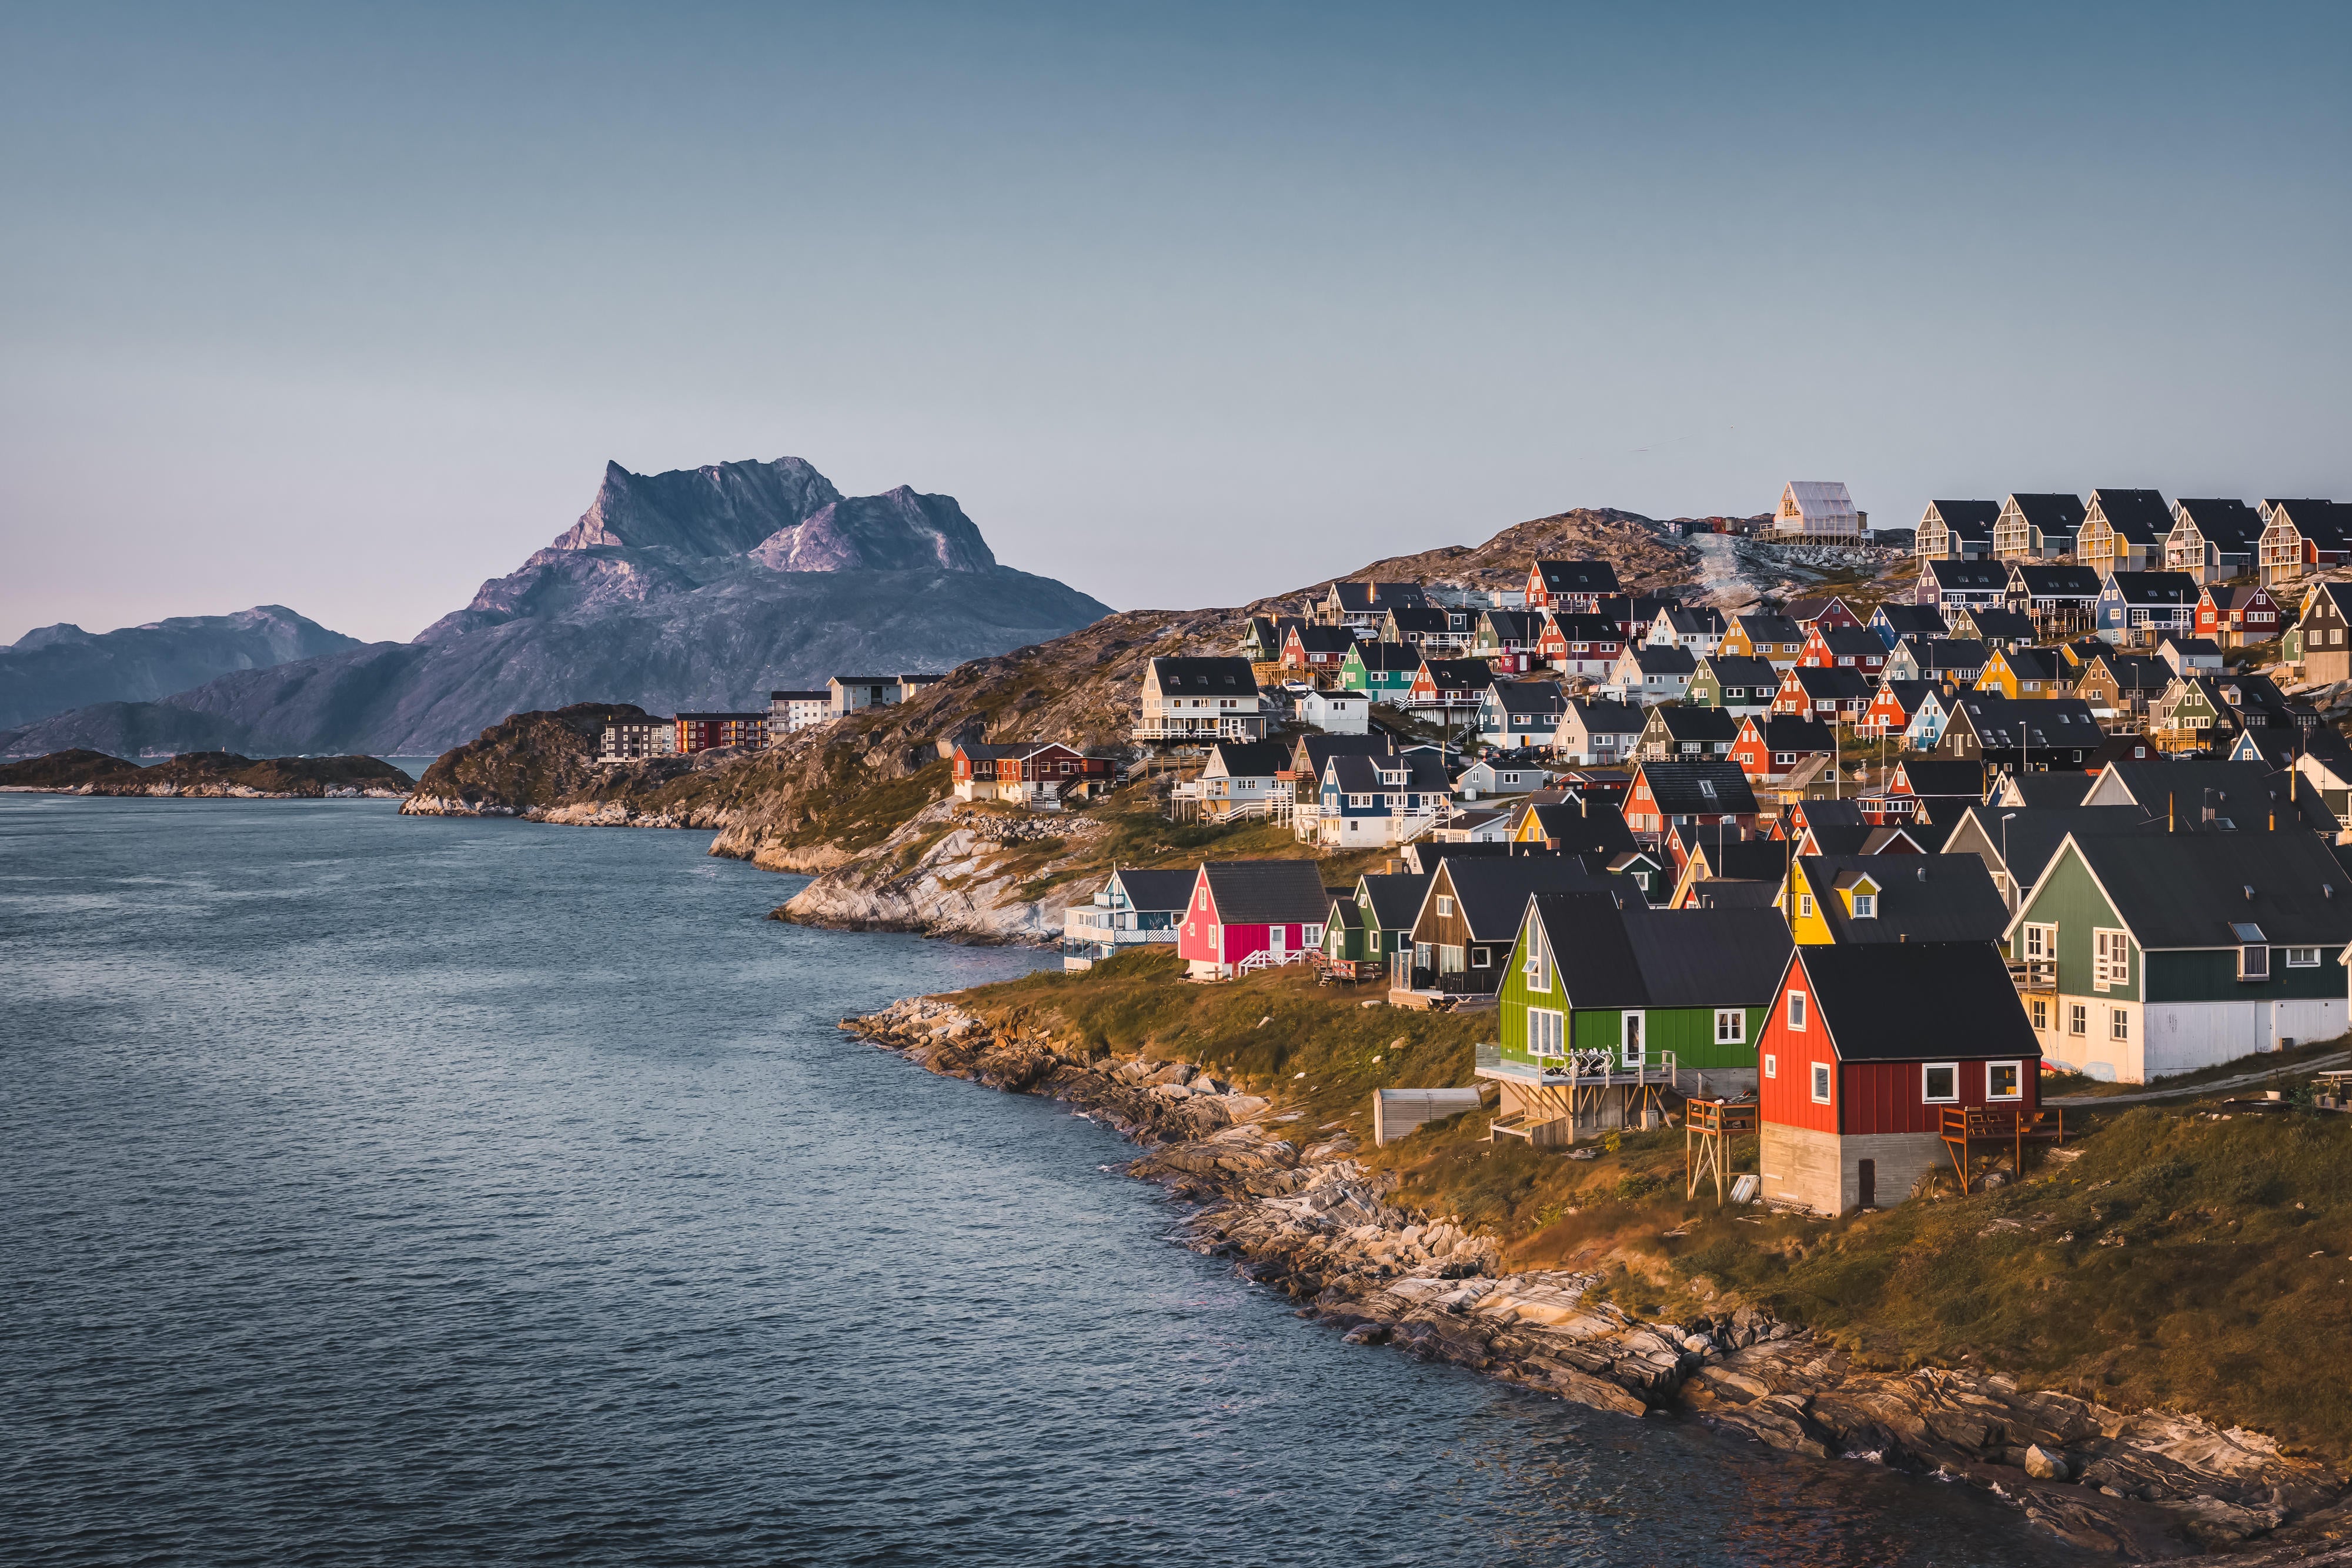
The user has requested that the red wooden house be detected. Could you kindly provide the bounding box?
[2196,584,2283,648]
[1177,860,1332,980]
[1797,625,1888,676]
[1756,942,2042,1214]
[1769,666,1872,726]
[995,742,1111,804]
[1525,559,1621,614]
[1729,714,1836,783]
[1536,613,1624,677]
[1283,623,1357,677]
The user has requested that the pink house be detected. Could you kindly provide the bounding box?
[1177,860,1332,980]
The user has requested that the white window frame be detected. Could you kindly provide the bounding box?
[1852,892,1877,919]
[2092,927,2129,991]
[1526,1007,1566,1059]
[1921,1062,1960,1104]
[1810,1062,1832,1104]
[1763,1052,1777,1079]
[1524,936,1550,991]
[1715,1008,1745,1045]
[1798,893,1815,919]
[1786,990,1808,1031]
[1621,1011,1646,1069]
[1986,1060,2023,1101]
[1435,895,1454,917]
[2110,1007,2130,1042]
[2240,944,2270,981]
[2023,923,2054,961]
[2069,1002,2087,1036]
[2288,947,2321,968]
[1471,947,1491,969]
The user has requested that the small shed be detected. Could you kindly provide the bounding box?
[1374,1086,1488,1146]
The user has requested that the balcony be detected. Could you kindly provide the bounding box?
[2008,957,2057,992]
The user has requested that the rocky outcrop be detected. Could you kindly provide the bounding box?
[0,605,361,739]
[0,748,410,798]
[848,994,2351,1559]
[763,798,1107,942]
[11,457,1111,759]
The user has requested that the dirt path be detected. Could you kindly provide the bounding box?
[2049,1048,2352,1106]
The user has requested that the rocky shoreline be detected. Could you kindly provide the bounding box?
[849,993,2352,1562]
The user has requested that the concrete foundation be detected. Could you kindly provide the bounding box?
[1760,1124,1946,1215]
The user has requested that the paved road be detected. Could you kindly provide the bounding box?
[2049,1048,2352,1106]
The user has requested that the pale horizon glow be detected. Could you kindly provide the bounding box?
[2,2,2347,644]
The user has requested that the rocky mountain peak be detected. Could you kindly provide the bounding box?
[749,486,998,574]
[549,456,845,559]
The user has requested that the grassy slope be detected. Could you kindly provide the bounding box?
[943,953,2352,1458]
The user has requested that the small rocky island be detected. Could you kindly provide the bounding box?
[0,748,413,798]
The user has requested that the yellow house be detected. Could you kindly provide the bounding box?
[1973,646,2066,700]
[1775,858,1879,944]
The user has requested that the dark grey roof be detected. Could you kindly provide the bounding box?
[1903,637,1990,671]
[1800,825,1875,857]
[1799,942,2042,1062]
[1419,657,1494,687]
[1325,897,1364,933]
[1355,872,1432,932]
[1108,868,1197,913]
[2005,493,2087,531]
[2176,497,2263,545]
[1292,733,1394,775]
[2094,758,2336,834]
[1755,715,1838,751]
[1527,891,1791,1009]
[1385,606,1451,634]
[1948,695,2102,750]
[2006,773,2094,808]
[1489,678,1566,708]
[2062,831,2352,950]
[1327,751,1449,793]
[1524,800,1639,858]
[1151,657,1258,691]
[1650,705,1740,742]
[1957,609,2036,640]
[1481,610,1545,641]
[1872,680,1939,715]
[1534,560,1622,595]
[1700,839,1792,881]
[1629,646,1699,676]
[2088,489,2174,541]
[1197,860,1332,926]
[1546,613,1623,640]
[1789,667,1872,699]
[1925,560,2007,590]
[2009,564,2104,597]
[2086,653,2173,693]
[1732,613,1803,643]
[2103,571,2199,604]
[1334,581,1429,612]
[1634,760,1760,816]
[1928,500,2002,533]
[1873,605,1950,636]
[1699,654,1781,687]
[1684,879,1783,910]
[1816,627,1889,658]
[1289,624,1358,653]
[1798,854,2008,944]
[1208,740,1292,779]
[1565,698,1647,735]
[1349,641,1424,672]
[1427,857,1609,941]
[1942,804,2158,891]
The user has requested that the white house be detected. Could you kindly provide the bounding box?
[1553,698,1646,765]
[1299,687,1370,735]
[1771,481,1864,542]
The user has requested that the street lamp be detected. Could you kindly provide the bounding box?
[2000,811,2017,912]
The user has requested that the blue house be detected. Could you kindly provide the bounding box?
[1867,603,1948,650]
[1899,687,1958,750]
[2096,571,2199,647]
[1317,750,1453,847]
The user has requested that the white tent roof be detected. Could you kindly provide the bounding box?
[1783,480,1857,519]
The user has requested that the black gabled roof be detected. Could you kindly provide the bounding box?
[2176,497,2263,545]
[2093,758,2336,834]
[1355,871,1431,933]
[2087,489,2174,541]
[1800,825,1875,857]
[1813,627,1889,660]
[1798,942,2042,1062]
[1563,698,1648,735]
[1533,560,1622,596]
[1700,838,1793,881]
[1698,654,1780,687]
[1385,606,1451,633]
[1325,897,1364,933]
[1489,677,1566,708]
[2004,773,2094,808]
[1894,759,1988,799]
[1628,645,1699,675]
[1648,704,1741,742]
[1107,867,1198,913]
[2084,653,2173,693]
[2056,830,2352,950]
[1289,624,1358,654]
[1731,612,1803,643]
[1634,759,1760,815]
[1334,581,1429,612]
[1755,714,1837,751]
[1152,657,1259,691]
[1327,751,1449,793]
[1546,612,1623,640]
[1900,637,1990,671]
[2009,563,2104,597]
[1927,500,2002,534]
[1685,879,1783,910]
[1944,803,2155,890]
[1948,694,2102,750]
[1419,656,1494,687]
[1925,560,2007,590]
[2102,571,2199,604]
[1788,666,1873,698]
[1349,640,1424,672]
[1292,733,1394,776]
[1207,740,1293,779]
[1798,853,2008,944]
[1957,608,2036,641]
[1526,892,1792,1010]
[2004,493,2087,531]
[1524,799,1639,858]
[1481,609,1546,641]
[1427,857,1609,941]
[1197,860,1331,926]
[1869,680,1939,717]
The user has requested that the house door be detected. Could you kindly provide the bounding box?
[1268,927,1286,962]
[1622,1012,1644,1069]
[1857,1159,1876,1210]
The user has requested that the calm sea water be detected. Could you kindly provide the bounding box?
[0,798,2078,1567]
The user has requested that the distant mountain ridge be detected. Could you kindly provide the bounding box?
[0,457,1111,758]
[0,605,362,731]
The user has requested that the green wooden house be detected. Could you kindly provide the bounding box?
[1488,889,1791,1091]
[1340,640,1421,700]
[2006,829,2352,1084]
[1319,871,1431,980]
[1685,654,1780,717]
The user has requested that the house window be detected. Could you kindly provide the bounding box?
[1527,1007,1565,1058]
[1852,893,1877,919]
[2030,996,2049,1031]
[2023,923,2054,961]
[1764,1053,1776,1079]
[2110,1007,2129,1042]
[1472,948,1490,968]
[1715,1008,1745,1045]
[1525,938,1549,991]
[2070,1002,2087,1035]
[1987,1062,2023,1100]
[2288,947,2321,968]
[1810,1062,1832,1104]
[2093,928,2129,990]
[2240,944,2271,981]
[1922,1062,1959,1102]
[1622,1012,1645,1069]
[1798,894,1815,919]
[1435,896,1454,917]
[1786,990,1808,1031]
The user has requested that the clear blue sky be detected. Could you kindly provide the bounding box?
[3,1,2346,643]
